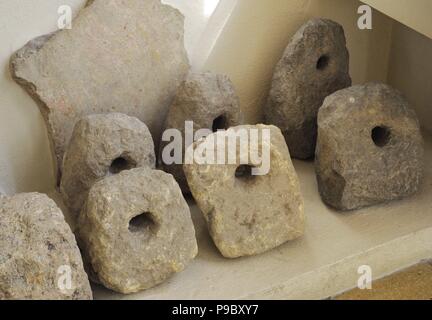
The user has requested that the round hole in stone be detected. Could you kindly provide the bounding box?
[235,165,256,181]
[109,157,135,174]
[212,114,228,132]
[371,126,391,147]
[316,54,330,70]
[129,212,158,234]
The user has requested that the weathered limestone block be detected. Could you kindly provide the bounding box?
[316,83,424,211]
[61,113,156,217]
[160,72,242,193]
[77,168,198,294]
[265,18,351,159]
[10,0,189,181]
[0,193,92,300]
[183,125,305,258]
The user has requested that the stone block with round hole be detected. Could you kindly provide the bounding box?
[60,113,156,217]
[316,82,424,211]
[77,167,198,294]
[183,125,305,259]
[160,72,242,193]
[265,18,351,159]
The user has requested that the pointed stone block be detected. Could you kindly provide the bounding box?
[316,83,424,211]
[160,72,242,192]
[10,0,189,181]
[60,113,156,217]
[265,18,351,159]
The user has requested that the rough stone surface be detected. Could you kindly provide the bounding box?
[60,113,156,218]
[316,82,424,211]
[160,72,242,193]
[265,18,351,159]
[77,167,198,294]
[183,125,305,258]
[0,193,92,300]
[10,0,189,181]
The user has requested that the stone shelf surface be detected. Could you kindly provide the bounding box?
[92,134,432,300]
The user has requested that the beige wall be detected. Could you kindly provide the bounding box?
[363,0,432,39]
[203,0,393,124]
[387,22,432,134]
[0,0,85,195]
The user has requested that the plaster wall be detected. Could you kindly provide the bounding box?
[363,0,432,39]
[387,22,432,134]
[203,0,394,124]
[0,0,85,194]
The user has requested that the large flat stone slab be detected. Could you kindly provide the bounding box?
[10,0,190,182]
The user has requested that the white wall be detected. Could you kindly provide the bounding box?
[0,0,86,195]
[202,0,394,124]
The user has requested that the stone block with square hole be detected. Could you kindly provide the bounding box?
[265,18,351,159]
[77,167,197,294]
[183,125,305,258]
[160,72,242,193]
[316,83,424,211]
[60,113,156,218]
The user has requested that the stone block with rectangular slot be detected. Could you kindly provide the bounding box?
[316,82,424,211]
[77,167,198,294]
[183,125,305,258]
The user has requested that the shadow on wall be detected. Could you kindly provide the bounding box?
[387,22,432,135]
[202,0,394,124]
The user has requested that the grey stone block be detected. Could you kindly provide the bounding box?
[77,167,198,294]
[184,125,305,258]
[160,72,242,193]
[316,83,424,211]
[60,113,156,217]
[0,193,92,300]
